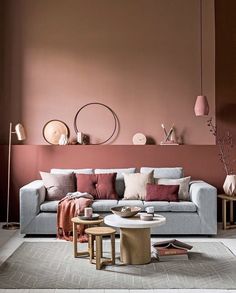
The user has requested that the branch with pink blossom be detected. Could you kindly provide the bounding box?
[207,118,235,175]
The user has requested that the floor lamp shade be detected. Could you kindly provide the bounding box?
[15,123,26,140]
[2,122,26,230]
[194,95,209,116]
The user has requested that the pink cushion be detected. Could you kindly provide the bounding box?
[146,183,179,201]
[40,171,75,201]
[76,173,118,199]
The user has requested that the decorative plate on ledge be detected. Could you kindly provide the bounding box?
[43,120,70,145]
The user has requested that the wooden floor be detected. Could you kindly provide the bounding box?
[0,223,236,293]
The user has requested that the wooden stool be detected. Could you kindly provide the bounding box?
[85,226,116,270]
[71,217,104,258]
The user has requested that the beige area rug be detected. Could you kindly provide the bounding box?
[0,241,236,289]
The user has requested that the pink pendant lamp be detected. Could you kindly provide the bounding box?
[194,0,209,116]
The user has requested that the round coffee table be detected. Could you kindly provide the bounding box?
[104,214,166,265]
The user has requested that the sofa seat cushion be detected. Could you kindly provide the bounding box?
[143,201,170,212]
[169,201,197,212]
[117,200,145,211]
[143,201,197,212]
[40,201,59,212]
[92,200,118,212]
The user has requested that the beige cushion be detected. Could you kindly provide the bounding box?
[157,176,191,201]
[123,172,153,200]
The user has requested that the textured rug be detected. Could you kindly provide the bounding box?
[0,241,236,289]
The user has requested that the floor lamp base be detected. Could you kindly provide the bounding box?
[2,223,20,230]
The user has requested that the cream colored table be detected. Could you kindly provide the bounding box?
[218,194,236,230]
[104,214,166,265]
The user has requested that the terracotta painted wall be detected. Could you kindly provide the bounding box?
[1,0,215,145]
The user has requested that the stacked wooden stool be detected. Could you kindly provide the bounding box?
[85,226,116,270]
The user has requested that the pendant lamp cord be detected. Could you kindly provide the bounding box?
[200,0,203,95]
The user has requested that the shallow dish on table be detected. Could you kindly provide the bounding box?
[111,206,141,218]
[78,213,100,220]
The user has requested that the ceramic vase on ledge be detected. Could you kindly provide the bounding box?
[223,175,236,196]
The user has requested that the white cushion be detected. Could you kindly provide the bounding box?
[123,172,153,200]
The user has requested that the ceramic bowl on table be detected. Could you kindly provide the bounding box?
[111,206,141,218]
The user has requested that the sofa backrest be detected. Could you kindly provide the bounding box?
[51,168,93,174]
[140,167,183,179]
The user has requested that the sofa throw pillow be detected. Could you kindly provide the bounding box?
[40,171,75,201]
[76,174,97,198]
[157,176,191,201]
[146,183,179,202]
[123,172,153,200]
[76,173,118,200]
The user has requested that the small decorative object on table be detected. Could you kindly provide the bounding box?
[140,213,153,221]
[145,206,154,215]
[84,207,93,218]
[111,206,141,218]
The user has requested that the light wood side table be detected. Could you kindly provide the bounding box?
[218,194,236,230]
[71,216,104,258]
[85,226,116,270]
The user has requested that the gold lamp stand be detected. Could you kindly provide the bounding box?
[2,122,26,230]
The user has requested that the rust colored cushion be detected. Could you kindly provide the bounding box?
[146,183,179,202]
[76,174,97,198]
[40,171,76,201]
[76,173,118,199]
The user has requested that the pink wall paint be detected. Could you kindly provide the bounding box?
[1,0,215,145]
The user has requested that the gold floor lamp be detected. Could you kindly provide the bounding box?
[2,122,26,230]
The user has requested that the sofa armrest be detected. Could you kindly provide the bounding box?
[20,180,46,233]
[189,181,217,234]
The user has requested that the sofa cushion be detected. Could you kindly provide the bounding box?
[51,168,93,174]
[123,172,153,200]
[40,172,76,201]
[117,200,145,211]
[76,173,118,199]
[157,176,191,201]
[92,200,118,212]
[94,168,136,197]
[146,183,179,202]
[169,201,197,212]
[143,201,197,212]
[140,167,183,179]
[40,200,59,212]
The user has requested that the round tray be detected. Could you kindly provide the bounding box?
[78,213,100,221]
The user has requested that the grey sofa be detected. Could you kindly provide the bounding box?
[20,167,217,235]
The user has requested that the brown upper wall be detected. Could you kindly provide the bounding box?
[1,0,215,145]
[215,0,236,140]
